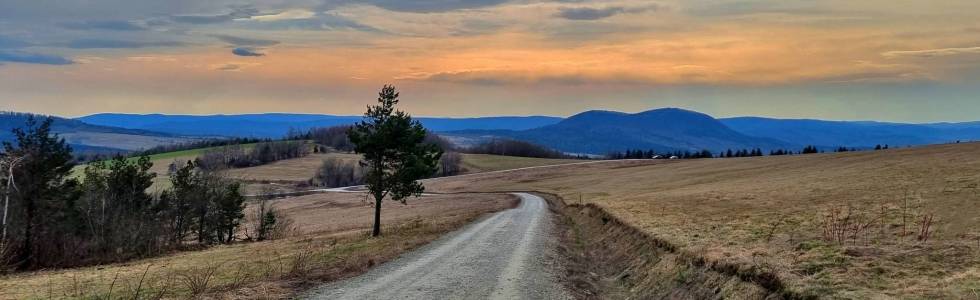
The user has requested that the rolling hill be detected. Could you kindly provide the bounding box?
[720,117,980,148]
[445,108,792,154]
[77,113,563,138]
[1,112,195,152]
[74,110,980,155]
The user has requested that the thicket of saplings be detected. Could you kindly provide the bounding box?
[0,117,285,272]
[191,140,309,171]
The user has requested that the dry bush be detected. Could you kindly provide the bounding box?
[244,197,299,242]
[310,157,364,187]
[181,262,221,296]
[818,193,940,245]
[227,262,252,290]
[819,204,884,245]
[267,213,299,240]
[286,245,318,278]
[917,213,935,242]
[438,152,463,176]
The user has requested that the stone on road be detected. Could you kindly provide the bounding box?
[303,193,569,300]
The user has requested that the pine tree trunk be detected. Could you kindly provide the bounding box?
[372,194,382,237]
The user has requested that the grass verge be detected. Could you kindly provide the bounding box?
[0,202,512,299]
[541,192,815,299]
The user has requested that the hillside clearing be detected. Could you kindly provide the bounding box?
[426,142,980,299]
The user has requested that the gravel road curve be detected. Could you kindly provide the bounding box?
[303,193,570,300]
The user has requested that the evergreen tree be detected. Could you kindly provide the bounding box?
[1,116,77,269]
[348,85,442,237]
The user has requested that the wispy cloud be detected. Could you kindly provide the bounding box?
[210,62,261,71]
[248,9,316,22]
[127,55,178,62]
[358,0,510,13]
[232,47,265,56]
[212,34,279,47]
[66,39,186,49]
[883,46,980,58]
[171,6,261,24]
[0,50,74,65]
[59,20,147,31]
[555,5,661,21]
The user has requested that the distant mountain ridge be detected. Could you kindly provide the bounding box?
[444,108,792,154]
[1,112,193,152]
[719,117,980,149]
[78,113,564,138]
[76,110,980,155]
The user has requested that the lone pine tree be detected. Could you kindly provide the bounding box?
[348,85,442,237]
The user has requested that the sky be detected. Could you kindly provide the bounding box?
[1,0,979,122]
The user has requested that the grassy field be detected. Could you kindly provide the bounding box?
[0,192,516,299]
[426,143,980,299]
[457,154,585,174]
[60,132,197,151]
[71,143,261,192]
[81,144,586,194]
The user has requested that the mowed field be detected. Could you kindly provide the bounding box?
[0,192,517,299]
[425,142,980,299]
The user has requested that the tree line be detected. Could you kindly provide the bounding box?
[608,144,887,160]
[192,141,309,171]
[460,139,575,159]
[608,149,715,159]
[138,137,267,157]
[0,117,250,271]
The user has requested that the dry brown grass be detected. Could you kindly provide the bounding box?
[0,192,516,299]
[224,153,361,183]
[456,154,584,174]
[426,143,980,299]
[224,152,584,194]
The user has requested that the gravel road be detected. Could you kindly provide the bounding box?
[303,193,570,300]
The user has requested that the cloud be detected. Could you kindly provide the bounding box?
[0,50,74,65]
[212,34,279,46]
[357,0,511,13]
[556,7,627,20]
[882,47,980,58]
[555,5,662,21]
[127,56,178,62]
[248,9,316,22]
[237,13,383,32]
[399,69,648,86]
[232,47,265,56]
[210,62,260,71]
[59,20,147,31]
[66,39,186,49]
[171,6,260,24]
[0,36,32,49]
[688,1,832,17]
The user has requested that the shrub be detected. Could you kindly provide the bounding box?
[310,157,364,188]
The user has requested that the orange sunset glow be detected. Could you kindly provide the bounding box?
[2,0,980,121]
